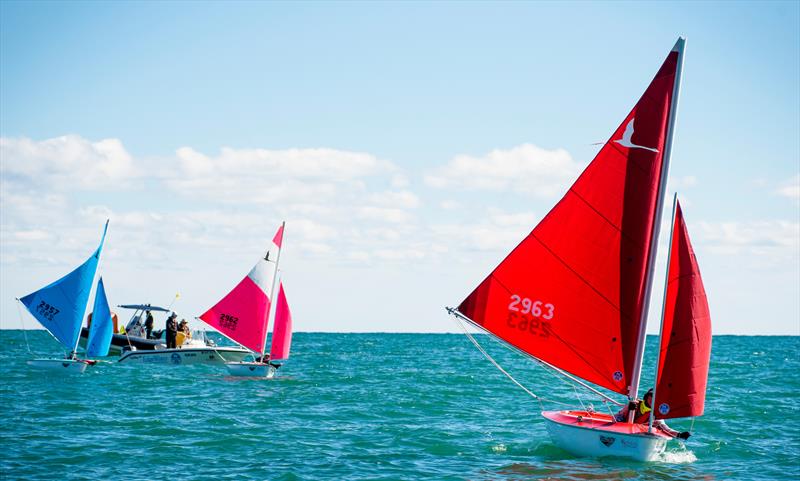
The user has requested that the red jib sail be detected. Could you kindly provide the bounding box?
[654,201,712,419]
[458,48,679,394]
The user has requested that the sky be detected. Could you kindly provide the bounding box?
[1,1,798,334]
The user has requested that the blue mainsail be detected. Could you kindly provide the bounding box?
[19,221,109,352]
[86,277,113,357]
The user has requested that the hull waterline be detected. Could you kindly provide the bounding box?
[27,358,90,373]
[117,347,250,365]
[225,361,277,378]
[542,411,671,461]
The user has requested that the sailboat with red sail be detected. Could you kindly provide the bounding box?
[447,38,712,461]
[200,222,294,378]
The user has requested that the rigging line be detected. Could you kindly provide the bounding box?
[572,383,588,412]
[454,315,543,409]
[15,299,32,354]
[455,317,574,409]
[480,321,609,408]
[449,308,624,407]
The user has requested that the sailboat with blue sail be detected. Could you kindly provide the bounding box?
[17,221,110,373]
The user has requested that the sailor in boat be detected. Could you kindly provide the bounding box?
[165,313,178,348]
[254,354,282,370]
[614,389,691,440]
[175,319,192,346]
[144,310,154,339]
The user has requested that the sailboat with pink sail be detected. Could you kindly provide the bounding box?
[199,222,293,378]
[447,38,713,461]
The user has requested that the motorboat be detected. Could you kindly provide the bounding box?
[79,303,168,355]
[116,329,250,365]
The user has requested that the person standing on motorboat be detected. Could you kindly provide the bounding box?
[614,388,691,439]
[165,313,178,349]
[144,310,154,339]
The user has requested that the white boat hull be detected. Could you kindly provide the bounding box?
[542,411,670,461]
[117,347,250,365]
[225,362,276,378]
[27,358,89,373]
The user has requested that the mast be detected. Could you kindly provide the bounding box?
[626,37,686,414]
[648,193,678,432]
[261,221,285,360]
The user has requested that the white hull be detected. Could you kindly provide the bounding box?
[225,362,276,378]
[542,411,670,461]
[27,358,89,373]
[117,347,250,365]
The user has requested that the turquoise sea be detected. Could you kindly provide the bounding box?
[1,331,798,480]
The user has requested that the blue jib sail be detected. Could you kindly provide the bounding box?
[86,277,113,357]
[19,221,108,352]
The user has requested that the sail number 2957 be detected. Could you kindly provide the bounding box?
[508,295,554,319]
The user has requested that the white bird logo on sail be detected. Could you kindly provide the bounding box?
[614,118,659,153]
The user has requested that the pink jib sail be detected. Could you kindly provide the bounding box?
[269,283,292,361]
[654,201,712,419]
[199,226,283,353]
[458,47,679,394]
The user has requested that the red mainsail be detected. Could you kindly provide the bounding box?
[458,49,679,394]
[654,201,712,419]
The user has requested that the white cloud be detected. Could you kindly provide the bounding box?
[440,200,461,210]
[776,174,800,200]
[357,206,414,224]
[432,209,538,253]
[424,143,584,197]
[669,175,697,190]
[0,135,137,189]
[367,190,421,209]
[696,220,799,260]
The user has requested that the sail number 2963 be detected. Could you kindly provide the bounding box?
[508,295,554,319]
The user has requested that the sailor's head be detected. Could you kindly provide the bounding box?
[643,388,654,406]
[170,312,177,319]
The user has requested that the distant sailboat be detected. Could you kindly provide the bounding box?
[200,222,293,378]
[447,38,713,461]
[18,221,109,373]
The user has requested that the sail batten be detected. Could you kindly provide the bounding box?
[457,48,680,395]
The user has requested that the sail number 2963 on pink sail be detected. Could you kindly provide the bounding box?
[507,294,553,338]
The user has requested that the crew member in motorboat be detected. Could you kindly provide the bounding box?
[614,388,691,439]
[180,319,191,337]
[165,313,178,349]
[144,311,154,339]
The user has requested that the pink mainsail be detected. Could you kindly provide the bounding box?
[199,225,283,353]
[269,283,292,361]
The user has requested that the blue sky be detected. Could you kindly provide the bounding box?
[1,1,798,334]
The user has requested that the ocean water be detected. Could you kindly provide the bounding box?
[1,331,798,481]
